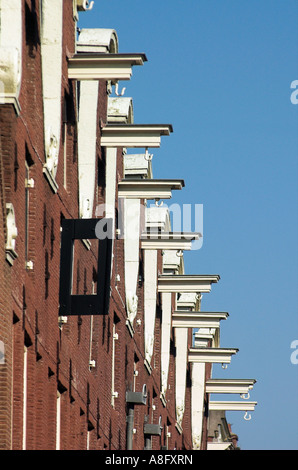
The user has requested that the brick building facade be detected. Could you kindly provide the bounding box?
[0,0,257,451]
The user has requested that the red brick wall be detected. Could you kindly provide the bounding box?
[0,0,194,451]
[0,115,13,449]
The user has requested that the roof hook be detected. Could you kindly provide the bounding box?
[176,250,183,257]
[240,392,250,400]
[144,148,153,161]
[86,1,94,10]
[155,199,163,207]
[115,82,126,96]
[78,0,94,11]
[221,363,228,369]
[244,411,251,421]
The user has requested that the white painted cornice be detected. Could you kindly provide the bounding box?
[68,53,147,81]
[157,274,220,293]
[172,311,228,329]
[141,231,200,251]
[206,379,256,395]
[207,442,233,451]
[188,347,238,364]
[118,179,184,199]
[100,124,173,148]
[209,401,257,412]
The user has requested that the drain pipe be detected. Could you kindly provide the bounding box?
[144,416,163,450]
[144,415,152,450]
[126,403,135,450]
[144,434,152,450]
[126,385,147,450]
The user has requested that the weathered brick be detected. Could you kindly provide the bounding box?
[0,0,194,451]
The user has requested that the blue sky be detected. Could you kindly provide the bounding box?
[78,0,298,450]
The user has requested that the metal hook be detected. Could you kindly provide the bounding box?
[86,1,94,10]
[115,82,126,96]
[176,250,183,258]
[155,199,163,207]
[221,363,228,369]
[240,392,250,400]
[78,0,94,11]
[244,411,251,421]
[144,148,153,161]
